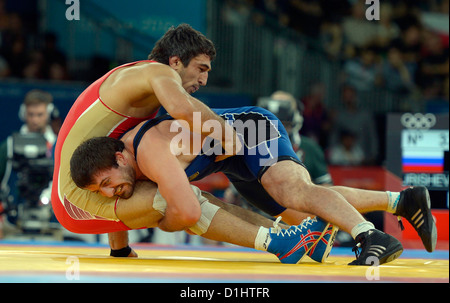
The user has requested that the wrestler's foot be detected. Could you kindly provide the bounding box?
[395,186,437,252]
[349,229,403,266]
[267,217,328,264]
[307,223,339,263]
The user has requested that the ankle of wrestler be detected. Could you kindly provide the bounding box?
[386,191,401,214]
[254,226,271,251]
[350,221,376,240]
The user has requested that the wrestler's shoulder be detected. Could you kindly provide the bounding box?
[120,61,176,77]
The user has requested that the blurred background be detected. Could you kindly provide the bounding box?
[0,0,448,249]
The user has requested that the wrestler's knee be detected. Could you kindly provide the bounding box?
[261,161,313,209]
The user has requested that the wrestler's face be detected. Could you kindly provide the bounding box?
[173,54,211,94]
[86,162,136,199]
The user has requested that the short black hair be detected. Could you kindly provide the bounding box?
[148,23,216,66]
[70,137,125,188]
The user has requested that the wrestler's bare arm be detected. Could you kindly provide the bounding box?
[148,65,241,156]
[136,129,202,232]
[101,62,240,156]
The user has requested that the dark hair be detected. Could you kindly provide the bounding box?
[70,137,125,188]
[148,23,216,66]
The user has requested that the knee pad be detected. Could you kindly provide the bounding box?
[153,185,220,235]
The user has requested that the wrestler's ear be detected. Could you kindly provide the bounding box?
[115,151,127,166]
[169,56,182,70]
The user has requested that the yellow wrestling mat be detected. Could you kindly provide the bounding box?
[0,242,448,283]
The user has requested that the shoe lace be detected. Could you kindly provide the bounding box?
[352,242,362,259]
[272,216,316,237]
[397,216,405,231]
[272,216,283,235]
[352,233,368,259]
[290,217,314,233]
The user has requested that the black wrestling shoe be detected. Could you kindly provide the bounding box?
[348,229,403,266]
[394,186,437,252]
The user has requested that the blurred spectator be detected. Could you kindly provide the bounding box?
[391,0,422,32]
[381,46,416,94]
[442,0,449,14]
[23,50,44,79]
[300,82,332,150]
[0,1,67,81]
[1,13,27,78]
[1,11,24,53]
[0,54,8,77]
[253,0,290,27]
[420,29,450,113]
[222,0,251,26]
[390,23,423,65]
[1,0,447,114]
[342,0,379,57]
[417,30,449,96]
[4,35,27,78]
[0,90,57,229]
[48,62,69,81]
[41,32,68,80]
[0,0,9,32]
[373,3,401,52]
[286,0,324,37]
[16,90,57,149]
[424,77,450,114]
[318,0,352,23]
[320,20,345,60]
[0,0,11,67]
[0,90,57,176]
[342,46,382,92]
[328,129,365,166]
[329,85,379,165]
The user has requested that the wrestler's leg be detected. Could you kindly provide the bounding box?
[329,186,390,213]
[200,191,289,229]
[203,182,390,228]
[115,183,329,263]
[118,194,280,254]
[261,161,366,235]
[198,207,260,248]
[273,187,392,226]
[197,191,334,264]
[114,181,263,248]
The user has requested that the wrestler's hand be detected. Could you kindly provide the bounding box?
[215,132,243,162]
[128,249,138,258]
[110,245,138,258]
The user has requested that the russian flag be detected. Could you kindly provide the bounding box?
[402,152,445,173]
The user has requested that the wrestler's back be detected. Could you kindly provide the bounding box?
[99,61,164,118]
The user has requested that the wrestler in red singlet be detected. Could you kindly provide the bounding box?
[52,61,159,234]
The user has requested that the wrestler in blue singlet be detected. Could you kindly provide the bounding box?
[133,106,305,216]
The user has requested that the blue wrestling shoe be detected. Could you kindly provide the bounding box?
[307,223,339,263]
[267,217,329,264]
